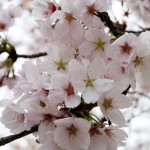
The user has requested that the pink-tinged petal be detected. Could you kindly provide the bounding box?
[88,57,105,78]
[107,109,125,125]
[18,81,32,91]
[115,94,133,109]
[75,132,90,149]
[54,126,70,149]
[54,117,74,127]
[69,59,86,80]
[65,95,81,108]
[0,99,11,107]
[89,132,107,150]
[79,41,93,57]
[25,112,42,122]
[50,10,64,20]
[82,86,99,103]
[51,74,68,89]
[86,28,107,42]
[54,21,69,39]
[113,128,128,140]
[93,79,114,93]
[70,20,83,40]
[38,122,55,143]
[71,80,86,92]
[74,118,91,131]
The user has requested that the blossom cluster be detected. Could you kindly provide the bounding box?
[1,0,150,150]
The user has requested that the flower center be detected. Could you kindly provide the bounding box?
[84,75,94,86]
[87,4,97,16]
[67,124,78,137]
[89,125,102,137]
[104,129,114,138]
[133,56,143,68]
[64,12,74,24]
[16,113,25,123]
[64,82,74,96]
[93,38,105,51]
[120,42,132,54]
[42,114,54,125]
[102,98,114,111]
[55,59,67,70]
[43,2,56,17]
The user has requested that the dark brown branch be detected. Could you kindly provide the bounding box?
[95,11,150,37]
[0,125,38,146]
[95,12,125,37]
[17,52,47,59]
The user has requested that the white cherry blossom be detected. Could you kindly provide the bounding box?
[88,124,107,150]
[51,73,81,108]
[0,102,33,134]
[98,89,132,125]
[53,117,91,150]
[69,58,114,103]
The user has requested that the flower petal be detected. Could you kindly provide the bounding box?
[82,86,99,103]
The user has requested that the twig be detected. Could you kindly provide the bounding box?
[17,52,47,59]
[0,125,38,146]
[122,85,131,95]
[126,28,150,36]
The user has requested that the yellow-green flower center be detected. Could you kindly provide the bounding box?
[92,38,105,51]
[84,75,95,86]
[103,98,114,111]
[133,56,143,68]
[55,59,67,70]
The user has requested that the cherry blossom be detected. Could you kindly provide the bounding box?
[69,58,114,103]
[88,124,107,150]
[98,88,132,125]
[2,0,150,149]
[50,73,81,108]
[0,102,33,134]
[106,33,138,64]
[50,1,84,40]
[103,126,128,148]
[39,132,64,150]
[32,0,58,19]
[80,28,110,59]
[78,0,109,26]
[53,117,91,150]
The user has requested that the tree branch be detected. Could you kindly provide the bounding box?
[17,52,47,59]
[95,12,125,37]
[0,124,38,146]
[95,12,150,37]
